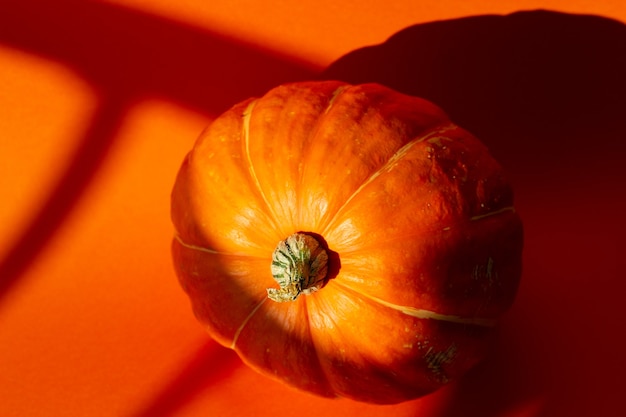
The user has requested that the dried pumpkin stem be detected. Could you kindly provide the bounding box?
[267,233,329,302]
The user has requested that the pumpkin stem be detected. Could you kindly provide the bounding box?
[267,233,329,302]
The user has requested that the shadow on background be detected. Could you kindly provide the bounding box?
[0,1,316,415]
[131,341,241,417]
[323,10,626,185]
[0,0,316,300]
[325,10,626,417]
[3,3,626,416]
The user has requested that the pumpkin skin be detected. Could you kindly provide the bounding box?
[171,81,523,404]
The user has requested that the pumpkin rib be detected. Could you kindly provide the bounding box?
[230,297,268,349]
[323,84,350,115]
[331,205,517,255]
[468,205,516,222]
[293,82,379,231]
[294,83,350,229]
[331,280,497,327]
[320,122,457,235]
[305,288,370,397]
[241,98,283,234]
[302,295,336,394]
[173,233,268,259]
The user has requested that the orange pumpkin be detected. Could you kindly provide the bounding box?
[171,81,523,404]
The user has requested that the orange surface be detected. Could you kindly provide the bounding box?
[1,1,625,416]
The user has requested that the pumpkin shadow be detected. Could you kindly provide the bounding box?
[322,10,626,188]
[4,3,626,415]
[323,9,626,417]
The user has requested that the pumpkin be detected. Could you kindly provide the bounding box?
[171,81,523,404]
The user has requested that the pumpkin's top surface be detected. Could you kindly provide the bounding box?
[171,81,523,404]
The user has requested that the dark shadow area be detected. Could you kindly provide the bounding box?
[426,322,544,417]
[0,0,316,115]
[3,3,626,416]
[132,341,240,417]
[323,10,626,186]
[0,1,316,415]
[324,9,626,417]
[0,94,127,298]
[0,0,316,300]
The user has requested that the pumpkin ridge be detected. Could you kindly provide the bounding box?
[329,205,518,255]
[469,206,516,222]
[320,123,457,235]
[323,84,350,114]
[230,297,268,349]
[173,234,268,258]
[302,296,336,395]
[295,83,350,227]
[241,99,282,233]
[332,281,497,327]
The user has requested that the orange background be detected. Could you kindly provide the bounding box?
[1,1,625,416]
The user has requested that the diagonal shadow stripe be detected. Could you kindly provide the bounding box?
[0,94,129,300]
[0,0,317,301]
[131,341,241,417]
[0,0,318,114]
